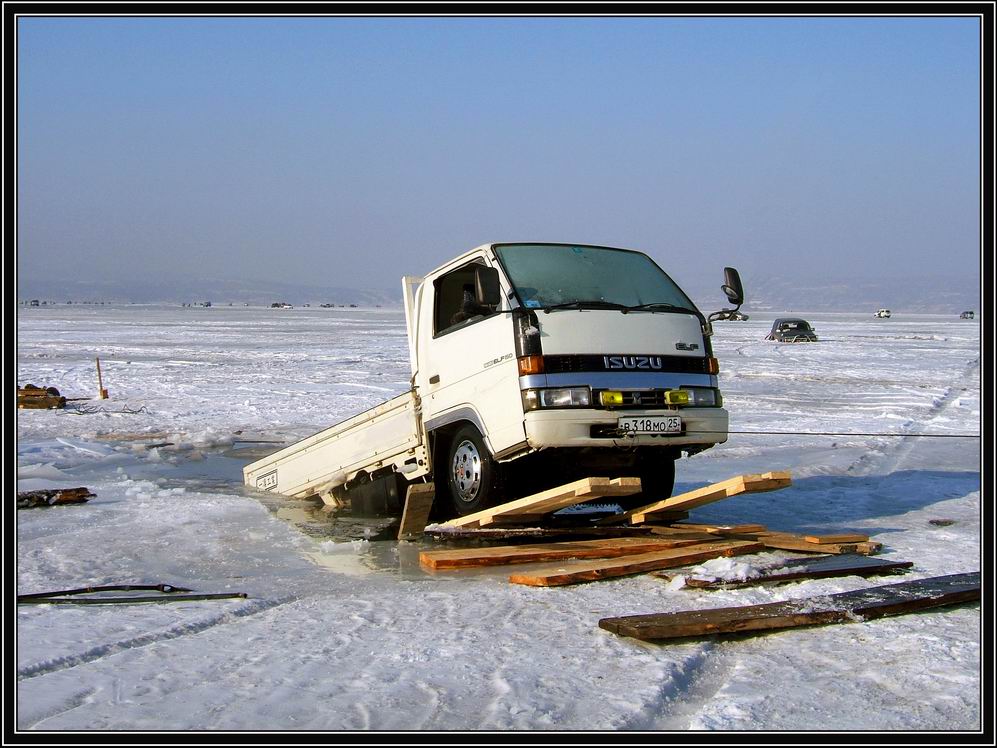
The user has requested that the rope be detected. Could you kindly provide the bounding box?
[67,404,148,415]
[699,430,980,439]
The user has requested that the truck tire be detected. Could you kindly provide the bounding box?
[618,457,676,511]
[446,425,502,517]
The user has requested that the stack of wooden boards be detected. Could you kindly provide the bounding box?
[17,384,66,410]
[415,470,893,587]
[420,524,885,587]
[412,472,980,642]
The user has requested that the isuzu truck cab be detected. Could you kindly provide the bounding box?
[244,242,744,518]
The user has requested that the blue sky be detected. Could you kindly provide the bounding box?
[17,16,981,292]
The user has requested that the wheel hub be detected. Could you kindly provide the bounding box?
[451,440,482,503]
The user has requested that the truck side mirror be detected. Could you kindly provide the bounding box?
[721,267,744,306]
[475,266,501,307]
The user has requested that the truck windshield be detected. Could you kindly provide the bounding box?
[493,244,697,312]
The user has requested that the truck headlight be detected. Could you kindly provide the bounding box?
[522,387,591,410]
[680,387,718,406]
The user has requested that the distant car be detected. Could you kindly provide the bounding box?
[960,311,975,319]
[875,308,891,318]
[716,310,749,321]
[766,317,818,342]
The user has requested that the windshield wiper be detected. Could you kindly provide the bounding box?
[626,302,697,314]
[540,300,632,313]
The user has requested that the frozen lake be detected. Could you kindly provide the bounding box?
[16,305,982,731]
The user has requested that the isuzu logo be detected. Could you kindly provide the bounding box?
[602,355,664,370]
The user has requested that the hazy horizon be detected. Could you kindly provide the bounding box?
[17,16,982,294]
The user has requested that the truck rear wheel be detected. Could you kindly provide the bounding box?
[446,425,502,517]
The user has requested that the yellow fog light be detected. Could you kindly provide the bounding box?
[665,390,691,405]
[600,390,624,406]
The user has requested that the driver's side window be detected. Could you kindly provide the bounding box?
[433,261,491,337]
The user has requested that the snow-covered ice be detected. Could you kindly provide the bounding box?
[15,305,982,731]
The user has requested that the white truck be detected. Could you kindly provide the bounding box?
[244,242,744,518]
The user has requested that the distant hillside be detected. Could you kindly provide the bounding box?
[18,270,979,314]
[683,272,980,315]
[16,276,401,307]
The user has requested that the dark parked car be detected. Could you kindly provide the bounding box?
[960,311,975,319]
[766,317,818,342]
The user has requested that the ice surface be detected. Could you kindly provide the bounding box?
[16,306,981,731]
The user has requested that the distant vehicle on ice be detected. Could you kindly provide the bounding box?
[960,311,975,319]
[727,310,750,321]
[766,318,818,343]
[874,308,891,318]
[271,302,293,309]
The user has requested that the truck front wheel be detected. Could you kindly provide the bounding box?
[446,425,502,517]
[618,456,676,511]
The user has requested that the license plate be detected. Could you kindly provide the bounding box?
[618,416,682,434]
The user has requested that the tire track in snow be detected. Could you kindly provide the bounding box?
[611,642,731,731]
[17,595,297,681]
[845,355,980,476]
[20,685,98,730]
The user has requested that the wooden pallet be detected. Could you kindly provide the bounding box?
[439,477,641,529]
[599,572,980,641]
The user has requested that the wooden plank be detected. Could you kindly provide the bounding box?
[420,536,710,570]
[671,526,882,556]
[802,533,870,544]
[752,533,882,555]
[18,395,66,409]
[675,523,768,535]
[440,477,641,529]
[493,477,641,517]
[658,554,914,588]
[644,527,720,542]
[599,572,980,641]
[626,471,792,524]
[424,525,657,541]
[397,482,436,541]
[508,540,764,587]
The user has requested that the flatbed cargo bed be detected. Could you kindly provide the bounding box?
[243,391,429,500]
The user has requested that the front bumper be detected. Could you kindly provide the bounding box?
[523,407,729,450]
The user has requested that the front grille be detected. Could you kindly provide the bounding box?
[544,354,709,375]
